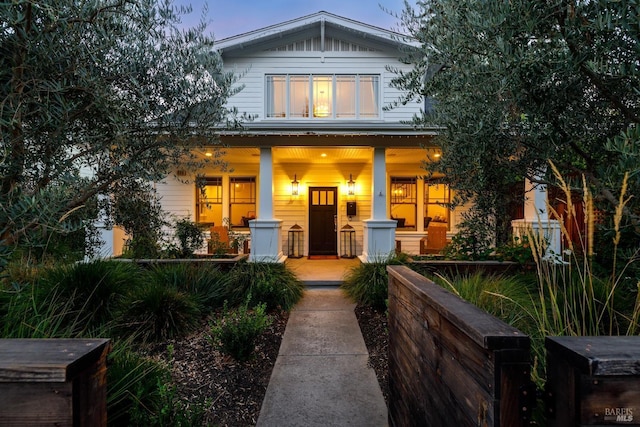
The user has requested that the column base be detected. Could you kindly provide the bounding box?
[360,219,397,263]
[511,218,562,262]
[248,219,285,263]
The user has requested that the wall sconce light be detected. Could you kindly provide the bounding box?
[291,174,299,196]
[347,174,355,196]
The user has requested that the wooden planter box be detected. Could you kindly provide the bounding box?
[546,336,640,426]
[387,266,531,427]
[0,339,111,427]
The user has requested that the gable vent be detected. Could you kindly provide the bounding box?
[269,36,378,53]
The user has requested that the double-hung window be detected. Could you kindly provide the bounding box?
[390,177,417,230]
[424,182,450,228]
[230,177,256,228]
[196,177,222,226]
[266,74,380,119]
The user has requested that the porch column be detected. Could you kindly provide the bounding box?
[511,172,562,260]
[361,147,396,263]
[249,147,284,263]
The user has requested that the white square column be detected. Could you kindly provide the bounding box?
[512,174,562,260]
[249,147,284,263]
[361,147,396,263]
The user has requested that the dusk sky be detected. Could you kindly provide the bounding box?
[173,0,411,40]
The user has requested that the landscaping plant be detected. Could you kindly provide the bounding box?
[117,280,202,343]
[145,263,228,312]
[341,253,409,309]
[224,261,304,310]
[171,218,206,258]
[209,299,272,362]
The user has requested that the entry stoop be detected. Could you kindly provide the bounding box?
[285,257,360,287]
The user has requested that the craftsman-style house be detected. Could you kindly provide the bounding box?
[155,11,467,262]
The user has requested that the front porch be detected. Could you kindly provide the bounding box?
[184,137,456,263]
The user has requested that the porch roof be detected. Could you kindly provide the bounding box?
[220,121,440,140]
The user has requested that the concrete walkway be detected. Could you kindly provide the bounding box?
[256,288,388,427]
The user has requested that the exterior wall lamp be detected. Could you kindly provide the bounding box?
[347,174,355,196]
[291,174,299,196]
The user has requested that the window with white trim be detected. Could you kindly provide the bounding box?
[229,177,256,228]
[424,182,450,228]
[196,177,222,226]
[266,74,380,119]
[390,177,417,230]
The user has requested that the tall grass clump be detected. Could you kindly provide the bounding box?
[107,341,168,426]
[225,261,304,310]
[107,342,208,427]
[1,260,140,337]
[433,272,536,332]
[117,280,201,343]
[37,260,141,329]
[528,163,639,339]
[515,163,640,387]
[341,253,409,309]
[145,263,228,312]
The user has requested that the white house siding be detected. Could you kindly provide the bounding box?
[222,50,421,122]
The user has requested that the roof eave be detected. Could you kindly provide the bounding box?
[215,11,418,52]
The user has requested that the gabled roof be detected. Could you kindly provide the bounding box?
[215,11,417,54]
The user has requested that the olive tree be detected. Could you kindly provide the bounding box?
[393,0,639,251]
[0,0,239,265]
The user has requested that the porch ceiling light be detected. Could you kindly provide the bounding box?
[291,174,299,196]
[347,174,356,196]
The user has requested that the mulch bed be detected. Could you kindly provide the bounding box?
[148,303,389,426]
[149,310,289,426]
[355,304,390,404]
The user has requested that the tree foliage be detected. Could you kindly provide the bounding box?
[394,0,640,249]
[0,0,239,266]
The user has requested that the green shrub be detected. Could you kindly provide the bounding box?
[341,254,407,309]
[225,262,304,310]
[107,342,209,427]
[432,272,535,332]
[145,263,228,312]
[107,343,168,426]
[493,236,534,265]
[1,260,139,338]
[118,281,201,342]
[209,300,271,361]
[171,219,205,258]
[37,260,140,329]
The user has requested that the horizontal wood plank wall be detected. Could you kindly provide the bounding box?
[387,266,531,427]
[0,339,111,427]
[274,162,370,257]
[546,336,640,426]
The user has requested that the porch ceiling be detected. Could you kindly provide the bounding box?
[210,147,434,165]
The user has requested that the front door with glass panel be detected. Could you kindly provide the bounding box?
[308,187,338,256]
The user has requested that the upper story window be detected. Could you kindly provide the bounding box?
[266,74,380,119]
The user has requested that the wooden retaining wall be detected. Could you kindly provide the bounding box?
[387,266,531,427]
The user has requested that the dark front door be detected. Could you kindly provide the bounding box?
[308,187,338,256]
